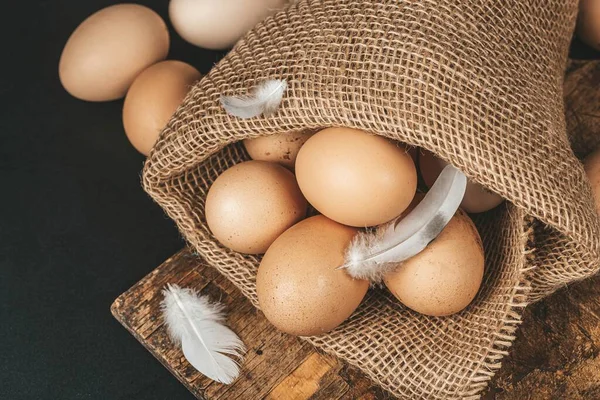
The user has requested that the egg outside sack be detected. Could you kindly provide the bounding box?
[122,60,201,156]
[168,0,289,50]
[59,4,169,101]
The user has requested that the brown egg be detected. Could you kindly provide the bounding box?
[243,131,314,170]
[584,148,600,214]
[419,150,504,213]
[578,0,600,51]
[59,4,169,101]
[384,210,484,316]
[123,61,201,156]
[205,161,307,254]
[295,128,418,227]
[257,215,369,336]
[169,0,288,50]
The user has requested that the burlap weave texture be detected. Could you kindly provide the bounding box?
[143,1,600,398]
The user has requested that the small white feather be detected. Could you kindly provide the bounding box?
[220,79,287,118]
[343,165,467,282]
[161,284,245,384]
[344,225,398,282]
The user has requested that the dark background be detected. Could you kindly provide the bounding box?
[0,1,598,399]
[1,1,226,399]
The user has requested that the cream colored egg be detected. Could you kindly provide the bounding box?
[295,127,417,227]
[243,131,314,170]
[123,61,201,156]
[419,150,504,213]
[59,4,169,101]
[169,0,288,50]
[584,147,600,214]
[257,215,369,336]
[205,161,307,254]
[578,0,600,51]
[384,210,484,316]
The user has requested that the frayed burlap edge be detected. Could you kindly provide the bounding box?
[143,140,538,398]
[141,0,600,397]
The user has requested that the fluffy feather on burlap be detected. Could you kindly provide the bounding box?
[142,0,600,398]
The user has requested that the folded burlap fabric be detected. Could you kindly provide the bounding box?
[142,1,600,398]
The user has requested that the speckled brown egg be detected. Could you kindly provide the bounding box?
[584,147,600,214]
[384,210,484,316]
[256,215,369,336]
[59,4,169,101]
[205,161,307,254]
[243,131,314,170]
[295,127,418,227]
[419,150,504,213]
[123,60,201,156]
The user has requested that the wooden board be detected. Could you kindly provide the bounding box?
[111,248,600,400]
[112,59,600,399]
[112,249,390,399]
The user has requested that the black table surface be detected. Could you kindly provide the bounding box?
[1,1,227,399]
[1,1,598,399]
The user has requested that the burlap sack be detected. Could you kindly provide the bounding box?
[143,0,600,398]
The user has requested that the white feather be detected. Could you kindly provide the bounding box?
[161,284,245,384]
[220,79,287,118]
[343,165,467,282]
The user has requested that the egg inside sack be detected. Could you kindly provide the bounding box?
[243,131,315,170]
[59,4,169,101]
[169,0,288,50]
[295,127,418,227]
[384,209,485,317]
[419,150,504,213]
[256,215,369,336]
[205,161,307,254]
[123,60,202,156]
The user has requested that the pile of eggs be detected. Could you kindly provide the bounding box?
[59,1,290,154]
[59,2,600,338]
[208,127,495,337]
[58,1,600,158]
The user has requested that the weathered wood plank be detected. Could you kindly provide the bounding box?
[112,59,600,399]
[265,353,340,399]
[483,274,600,399]
[111,249,388,399]
[112,246,600,399]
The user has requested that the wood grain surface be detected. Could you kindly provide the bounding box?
[112,250,391,399]
[112,60,600,399]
